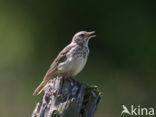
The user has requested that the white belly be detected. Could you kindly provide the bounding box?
[58,55,87,76]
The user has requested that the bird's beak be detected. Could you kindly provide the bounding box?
[86,31,96,39]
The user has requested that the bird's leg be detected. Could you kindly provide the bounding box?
[62,75,69,79]
[62,75,74,82]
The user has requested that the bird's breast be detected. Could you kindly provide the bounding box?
[58,51,88,76]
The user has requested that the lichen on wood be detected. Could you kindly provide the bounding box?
[32,76,102,117]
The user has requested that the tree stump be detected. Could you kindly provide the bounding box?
[32,76,102,117]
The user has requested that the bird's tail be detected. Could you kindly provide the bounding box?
[33,80,48,96]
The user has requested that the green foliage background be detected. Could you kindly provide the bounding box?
[0,0,156,117]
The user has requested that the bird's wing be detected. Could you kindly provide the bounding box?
[43,44,75,80]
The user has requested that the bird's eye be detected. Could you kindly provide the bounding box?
[80,34,85,37]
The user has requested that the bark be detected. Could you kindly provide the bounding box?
[32,76,102,117]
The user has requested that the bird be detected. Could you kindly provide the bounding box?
[33,31,96,95]
[121,105,131,115]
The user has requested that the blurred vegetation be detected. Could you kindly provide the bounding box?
[0,0,156,117]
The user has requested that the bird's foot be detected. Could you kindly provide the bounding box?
[63,75,74,82]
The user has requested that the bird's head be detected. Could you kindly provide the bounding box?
[72,31,96,46]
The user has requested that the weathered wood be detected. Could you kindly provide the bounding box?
[32,76,102,117]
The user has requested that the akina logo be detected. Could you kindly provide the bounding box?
[121,105,154,116]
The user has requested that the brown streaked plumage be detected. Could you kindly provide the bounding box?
[33,31,96,95]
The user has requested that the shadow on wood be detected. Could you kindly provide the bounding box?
[32,76,102,117]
